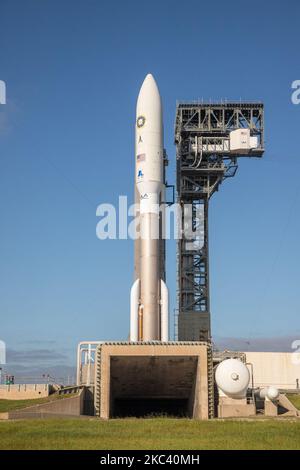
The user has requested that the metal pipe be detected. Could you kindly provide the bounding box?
[130,279,140,341]
[160,279,169,341]
[76,341,102,386]
[138,304,144,341]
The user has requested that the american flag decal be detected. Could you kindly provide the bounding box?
[137,153,146,162]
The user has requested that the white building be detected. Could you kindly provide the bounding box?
[244,352,300,390]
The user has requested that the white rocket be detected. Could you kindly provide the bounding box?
[130,74,169,342]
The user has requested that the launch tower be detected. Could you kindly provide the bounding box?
[175,102,264,341]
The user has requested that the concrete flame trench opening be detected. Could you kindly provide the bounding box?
[111,356,197,417]
[95,342,213,419]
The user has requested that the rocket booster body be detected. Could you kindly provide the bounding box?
[130,74,169,342]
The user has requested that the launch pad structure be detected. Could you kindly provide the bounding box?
[94,342,214,419]
[175,102,264,341]
[75,85,268,420]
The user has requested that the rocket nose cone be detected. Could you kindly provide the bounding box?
[141,73,159,91]
[137,73,161,106]
[144,73,155,82]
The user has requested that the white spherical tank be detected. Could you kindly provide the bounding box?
[215,359,250,399]
[257,386,280,401]
[266,386,280,400]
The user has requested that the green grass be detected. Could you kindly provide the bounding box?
[287,394,300,410]
[0,393,78,413]
[0,418,300,450]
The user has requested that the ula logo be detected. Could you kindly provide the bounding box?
[0,80,6,105]
[291,80,300,105]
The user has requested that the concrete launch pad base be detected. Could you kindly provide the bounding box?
[217,397,256,418]
[94,342,213,420]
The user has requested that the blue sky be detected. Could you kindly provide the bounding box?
[0,0,300,376]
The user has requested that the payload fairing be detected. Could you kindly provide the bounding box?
[130,74,169,342]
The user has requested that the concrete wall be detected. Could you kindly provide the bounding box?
[218,397,256,418]
[245,352,300,390]
[0,389,84,420]
[0,384,50,400]
[95,342,212,420]
[80,364,95,386]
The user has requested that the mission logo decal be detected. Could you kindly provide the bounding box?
[136,115,146,128]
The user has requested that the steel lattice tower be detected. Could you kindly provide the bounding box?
[175,102,264,341]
